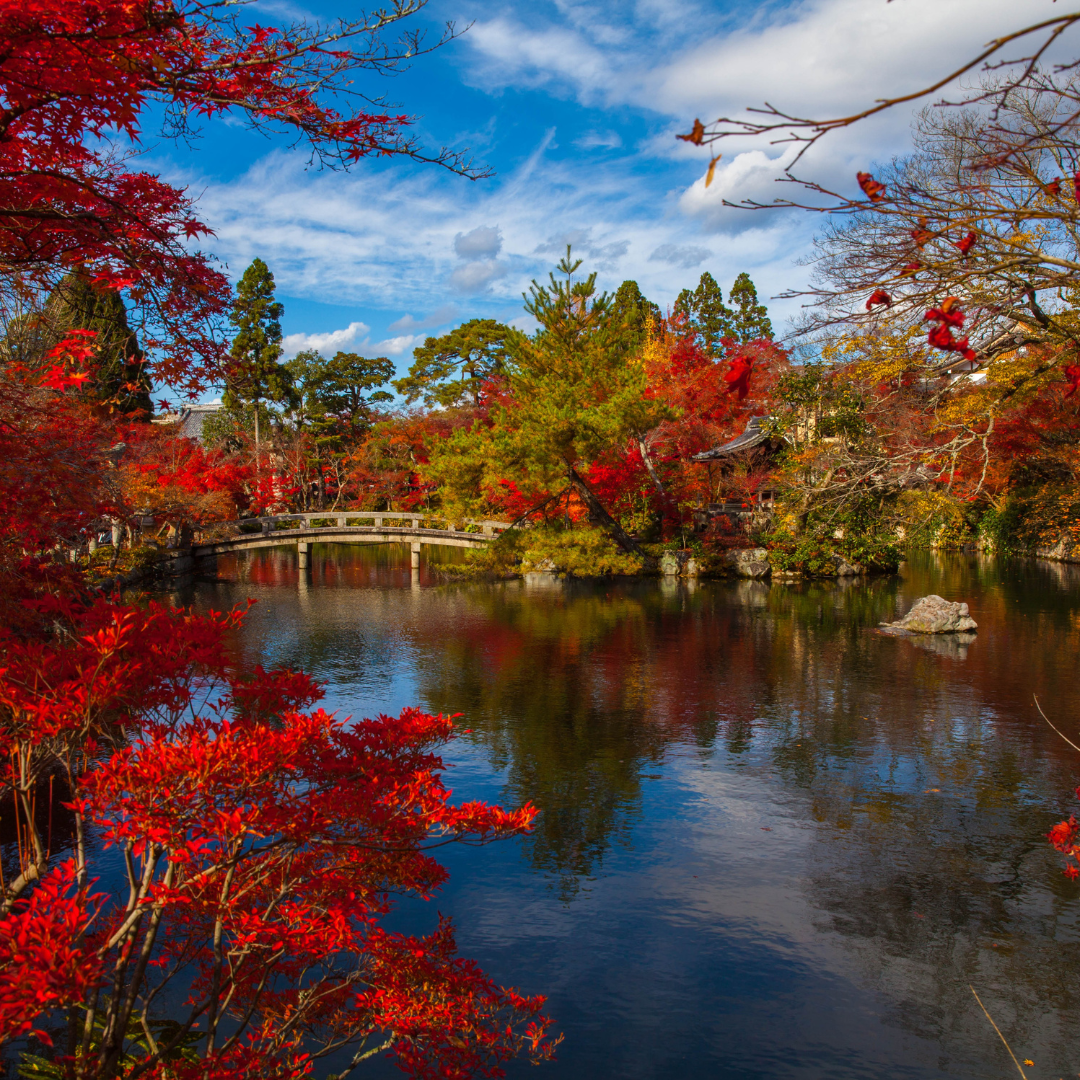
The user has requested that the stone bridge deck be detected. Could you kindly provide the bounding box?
[192,513,514,568]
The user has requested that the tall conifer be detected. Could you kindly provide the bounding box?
[224,258,293,453]
[728,272,773,341]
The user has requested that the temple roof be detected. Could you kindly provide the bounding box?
[691,416,772,461]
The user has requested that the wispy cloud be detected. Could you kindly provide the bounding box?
[650,243,711,269]
[387,304,459,334]
[166,0,1056,348]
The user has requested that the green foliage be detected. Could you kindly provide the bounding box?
[727,272,773,342]
[764,532,843,576]
[394,319,516,408]
[770,362,871,448]
[201,401,259,451]
[978,486,1080,555]
[2,273,154,414]
[609,279,661,354]
[673,271,733,355]
[765,498,902,575]
[451,525,647,579]
[895,491,975,549]
[424,248,674,523]
[519,525,645,577]
[223,259,294,436]
[672,271,772,353]
[287,349,393,437]
[58,274,152,415]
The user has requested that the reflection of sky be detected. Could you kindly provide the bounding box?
[180,547,1080,1078]
[142,0,1067,404]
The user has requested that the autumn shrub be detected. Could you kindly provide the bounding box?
[518,526,645,577]
[980,486,1080,555]
[764,499,902,576]
[894,491,976,549]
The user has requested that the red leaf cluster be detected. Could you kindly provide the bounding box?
[924,298,977,362]
[1063,363,1080,398]
[856,171,887,202]
[723,355,754,400]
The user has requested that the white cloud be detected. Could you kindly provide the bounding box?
[280,321,421,359]
[450,259,509,293]
[454,225,503,259]
[574,130,622,150]
[281,321,369,356]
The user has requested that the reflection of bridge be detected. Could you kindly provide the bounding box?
[192,512,513,569]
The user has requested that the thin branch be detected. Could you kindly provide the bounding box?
[969,985,1029,1079]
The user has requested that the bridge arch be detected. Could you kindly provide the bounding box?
[191,513,513,569]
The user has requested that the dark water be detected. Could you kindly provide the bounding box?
[175,546,1080,1079]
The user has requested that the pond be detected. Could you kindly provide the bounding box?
[173,546,1080,1080]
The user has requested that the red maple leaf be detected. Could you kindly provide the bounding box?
[723,355,753,400]
[924,299,976,361]
[865,289,891,310]
[954,231,976,255]
[856,171,887,202]
[910,216,932,247]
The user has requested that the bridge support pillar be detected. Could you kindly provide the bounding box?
[410,541,421,569]
[298,541,309,570]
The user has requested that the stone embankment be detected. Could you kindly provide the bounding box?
[660,548,868,581]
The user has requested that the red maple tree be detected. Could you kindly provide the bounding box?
[0,2,557,1075]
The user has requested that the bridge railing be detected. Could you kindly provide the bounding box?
[192,513,515,543]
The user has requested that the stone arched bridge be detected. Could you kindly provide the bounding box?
[192,512,514,568]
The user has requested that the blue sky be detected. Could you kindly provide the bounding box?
[148,0,1058,382]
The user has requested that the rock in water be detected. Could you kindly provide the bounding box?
[883,594,977,634]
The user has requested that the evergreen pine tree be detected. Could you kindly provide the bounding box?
[43,273,153,415]
[223,258,294,453]
[423,247,674,555]
[672,272,734,355]
[609,280,661,357]
[728,272,773,341]
[394,319,514,408]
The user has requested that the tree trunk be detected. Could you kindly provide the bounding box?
[637,435,667,496]
[565,464,644,557]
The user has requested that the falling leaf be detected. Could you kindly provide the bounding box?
[678,118,706,145]
[704,154,721,188]
[1024,1061,1034,1067]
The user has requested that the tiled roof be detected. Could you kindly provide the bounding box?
[691,416,772,461]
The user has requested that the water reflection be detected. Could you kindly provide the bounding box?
[175,546,1080,1078]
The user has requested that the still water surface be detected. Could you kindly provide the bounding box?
[177,546,1080,1079]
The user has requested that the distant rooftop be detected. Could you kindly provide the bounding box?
[152,402,224,442]
[691,416,772,462]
